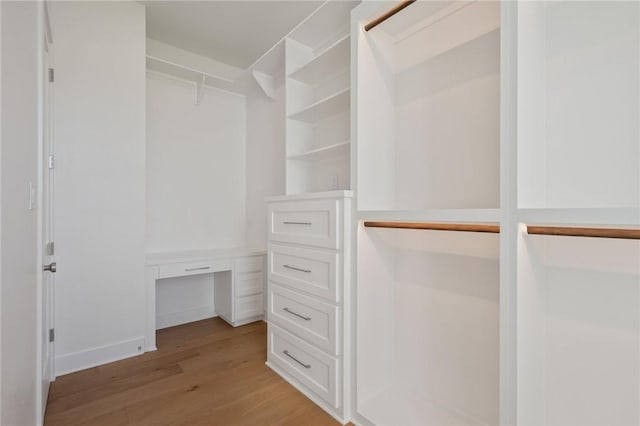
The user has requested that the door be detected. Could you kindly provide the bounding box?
[38,9,56,421]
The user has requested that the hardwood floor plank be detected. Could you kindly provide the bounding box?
[45,318,340,426]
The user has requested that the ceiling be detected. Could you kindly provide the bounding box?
[144,1,323,69]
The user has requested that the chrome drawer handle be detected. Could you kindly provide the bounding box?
[283,265,311,273]
[283,307,311,321]
[283,350,311,369]
[185,266,210,272]
[283,221,312,225]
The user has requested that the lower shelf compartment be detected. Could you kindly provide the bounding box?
[357,225,500,426]
[359,382,486,426]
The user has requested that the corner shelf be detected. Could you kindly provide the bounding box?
[287,88,350,123]
[287,140,350,162]
[288,35,350,86]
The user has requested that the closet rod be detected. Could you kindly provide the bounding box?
[364,0,416,32]
[526,225,640,240]
[363,221,500,233]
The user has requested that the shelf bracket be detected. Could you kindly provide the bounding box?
[195,74,206,105]
[252,70,275,100]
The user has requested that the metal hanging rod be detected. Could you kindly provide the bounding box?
[364,0,417,32]
[363,221,500,233]
[526,225,640,240]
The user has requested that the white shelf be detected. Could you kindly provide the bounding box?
[517,208,640,226]
[288,88,350,123]
[287,141,350,162]
[358,209,501,224]
[288,35,350,86]
[288,1,358,51]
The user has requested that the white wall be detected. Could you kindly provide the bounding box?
[1,1,40,424]
[246,82,286,249]
[146,72,247,252]
[50,1,147,375]
[146,72,246,328]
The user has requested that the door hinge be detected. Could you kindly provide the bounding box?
[49,328,55,342]
[48,68,54,83]
[48,154,55,169]
[46,241,55,256]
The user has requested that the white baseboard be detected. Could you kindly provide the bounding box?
[266,361,348,425]
[55,336,146,376]
[156,305,216,330]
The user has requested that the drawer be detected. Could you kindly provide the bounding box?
[268,283,340,355]
[236,272,264,297]
[235,255,264,273]
[235,294,263,320]
[268,243,339,302]
[158,259,233,279]
[268,200,339,249]
[268,323,340,408]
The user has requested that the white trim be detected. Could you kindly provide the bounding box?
[55,337,146,376]
[156,305,217,330]
[0,0,3,416]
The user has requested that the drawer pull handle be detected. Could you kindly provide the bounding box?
[283,221,312,225]
[185,266,211,272]
[283,265,311,273]
[283,350,311,369]
[283,307,311,321]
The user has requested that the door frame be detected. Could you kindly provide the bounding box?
[36,1,55,422]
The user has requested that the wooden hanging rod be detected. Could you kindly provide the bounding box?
[364,0,416,32]
[363,221,500,233]
[526,225,640,240]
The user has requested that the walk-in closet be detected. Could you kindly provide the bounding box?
[2,1,639,425]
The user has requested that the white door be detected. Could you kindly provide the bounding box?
[38,13,56,421]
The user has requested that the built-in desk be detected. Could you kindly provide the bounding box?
[145,248,266,351]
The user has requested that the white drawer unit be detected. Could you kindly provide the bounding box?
[158,259,233,279]
[224,254,266,327]
[235,272,264,297]
[268,199,340,249]
[235,293,264,321]
[269,283,340,355]
[269,243,339,302]
[266,191,351,423]
[268,323,340,408]
[235,255,264,273]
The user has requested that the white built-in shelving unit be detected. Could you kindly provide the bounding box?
[515,2,640,425]
[352,1,640,426]
[285,1,359,195]
[352,1,501,425]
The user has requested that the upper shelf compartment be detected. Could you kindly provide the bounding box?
[517,1,640,211]
[354,0,500,213]
[288,35,350,86]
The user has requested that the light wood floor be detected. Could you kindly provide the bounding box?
[45,318,341,425]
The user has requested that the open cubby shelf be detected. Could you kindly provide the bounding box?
[285,1,356,195]
[353,1,640,425]
[286,140,349,162]
[287,87,350,123]
[355,0,500,213]
[288,35,350,86]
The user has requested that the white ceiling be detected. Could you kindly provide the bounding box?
[144,1,323,69]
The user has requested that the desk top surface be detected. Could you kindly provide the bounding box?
[146,247,266,266]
